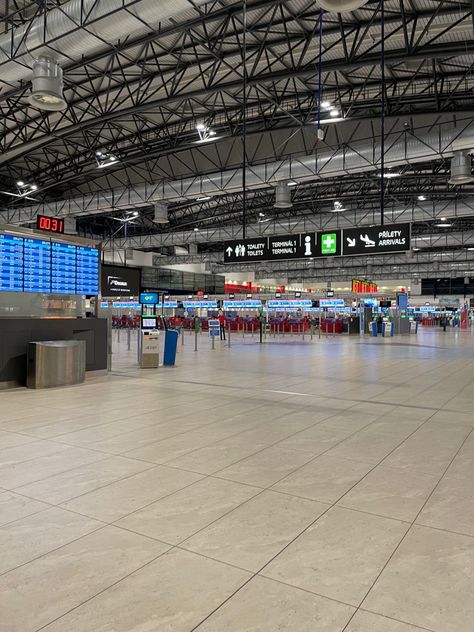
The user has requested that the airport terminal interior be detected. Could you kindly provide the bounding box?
[0,0,474,631]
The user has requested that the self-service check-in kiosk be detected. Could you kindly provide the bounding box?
[139,293,160,369]
[140,316,160,368]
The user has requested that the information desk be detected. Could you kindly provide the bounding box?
[0,318,107,388]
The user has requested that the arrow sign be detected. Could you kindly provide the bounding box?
[347,237,356,247]
[226,247,233,256]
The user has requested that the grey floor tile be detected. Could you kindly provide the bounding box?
[62,465,202,522]
[346,610,430,631]
[183,490,328,571]
[339,465,439,522]
[273,455,373,503]
[363,525,474,632]
[40,548,250,632]
[0,506,102,574]
[0,491,50,527]
[216,445,315,487]
[196,576,355,631]
[0,526,168,632]
[416,474,474,537]
[117,477,261,544]
[263,506,408,606]
[15,456,154,505]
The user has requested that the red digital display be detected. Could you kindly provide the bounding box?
[352,279,378,294]
[36,215,65,234]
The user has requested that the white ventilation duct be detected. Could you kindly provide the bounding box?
[29,57,66,111]
[274,183,292,209]
[153,203,169,224]
[0,0,210,85]
[449,152,474,185]
[316,0,369,13]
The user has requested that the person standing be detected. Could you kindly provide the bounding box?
[218,310,226,340]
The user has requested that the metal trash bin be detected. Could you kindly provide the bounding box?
[27,340,86,389]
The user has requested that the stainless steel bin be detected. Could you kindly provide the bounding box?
[27,340,86,389]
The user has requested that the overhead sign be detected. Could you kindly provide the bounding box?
[183,300,218,309]
[352,279,378,293]
[223,300,262,309]
[319,299,345,308]
[223,230,342,263]
[267,300,312,308]
[343,223,410,255]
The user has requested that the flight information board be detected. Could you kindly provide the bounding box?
[52,242,77,294]
[24,238,51,293]
[0,234,23,292]
[0,233,99,295]
[77,246,99,295]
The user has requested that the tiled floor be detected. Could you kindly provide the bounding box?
[1,327,474,631]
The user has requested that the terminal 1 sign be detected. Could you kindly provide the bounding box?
[223,223,410,263]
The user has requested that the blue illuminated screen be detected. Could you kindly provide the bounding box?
[0,233,99,295]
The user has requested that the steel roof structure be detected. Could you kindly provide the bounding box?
[0,0,473,282]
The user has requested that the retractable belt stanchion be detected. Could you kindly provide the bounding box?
[227,324,231,348]
[127,327,131,350]
[302,323,305,340]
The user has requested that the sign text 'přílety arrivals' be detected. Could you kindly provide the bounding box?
[223,224,410,263]
[342,223,411,256]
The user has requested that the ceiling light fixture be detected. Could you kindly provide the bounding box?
[96,152,119,169]
[16,180,24,187]
[435,222,453,228]
[378,171,401,179]
[418,195,426,201]
[194,227,199,232]
[196,196,211,202]
[332,200,346,212]
[321,100,331,109]
[329,109,339,117]
[287,181,298,187]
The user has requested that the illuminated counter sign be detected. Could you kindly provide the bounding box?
[267,300,312,308]
[163,301,178,308]
[319,299,346,308]
[223,300,262,309]
[183,301,218,309]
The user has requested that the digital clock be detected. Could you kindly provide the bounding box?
[36,215,65,234]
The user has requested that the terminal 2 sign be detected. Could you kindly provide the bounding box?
[223,223,410,263]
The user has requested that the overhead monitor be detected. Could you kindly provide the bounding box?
[101,264,141,297]
[140,292,158,305]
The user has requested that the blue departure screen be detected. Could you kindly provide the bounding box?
[23,238,52,293]
[0,234,99,295]
[51,242,77,294]
[0,234,23,292]
[76,246,99,295]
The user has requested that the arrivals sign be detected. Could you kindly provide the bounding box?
[343,223,410,256]
[223,223,410,263]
